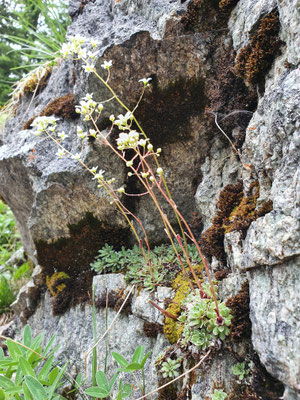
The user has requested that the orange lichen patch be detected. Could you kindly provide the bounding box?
[226,281,251,342]
[234,10,281,85]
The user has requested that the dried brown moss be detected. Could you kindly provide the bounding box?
[226,281,251,342]
[235,10,281,85]
[199,181,243,261]
[199,181,273,260]
[22,93,77,130]
[219,0,240,9]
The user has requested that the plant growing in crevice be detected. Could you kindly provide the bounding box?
[179,284,232,350]
[159,356,182,379]
[212,389,228,400]
[232,362,249,381]
[30,35,224,326]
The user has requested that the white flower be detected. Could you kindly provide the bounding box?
[58,131,67,141]
[157,148,162,153]
[73,153,81,161]
[147,143,153,152]
[109,114,115,122]
[114,112,132,128]
[89,129,97,138]
[116,130,140,150]
[101,60,112,69]
[83,63,95,73]
[91,40,98,48]
[138,77,152,87]
[56,149,66,158]
[93,170,105,181]
[90,166,98,173]
[97,103,103,112]
[141,172,149,179]
[138,139,147,147]
[149,176,155,182]
[84,93,93,101]
[126,160,133,167]
[117,186,125,194]
[157,167,163,176]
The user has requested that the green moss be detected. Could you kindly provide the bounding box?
[163,265,203,344]
[234,10,281,85]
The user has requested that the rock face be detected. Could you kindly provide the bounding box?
[0,0,299,399]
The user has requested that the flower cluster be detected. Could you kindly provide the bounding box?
[116,130,145,150]
[31,116,57,136]
[75,93,99,121]
[179,284,232,350]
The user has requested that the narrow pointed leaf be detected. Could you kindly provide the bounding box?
[23,325,32,347]
[20,357,36,378]
[24,376,47,400]
[111,352,128,368]
[131,346,143,364]
[141,351,151,368]
[38,357,54,381]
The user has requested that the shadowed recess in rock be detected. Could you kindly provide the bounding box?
[35,212,130,315]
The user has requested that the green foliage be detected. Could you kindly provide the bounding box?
[232,362,249,380]
[179,284,233,350]
[212,389,228,400]
[86,345,151,398]
[0,276,14,313]
[91,243,201,290]
[0,325,68,399]
[160,357,182,379]
[0,0,70,105]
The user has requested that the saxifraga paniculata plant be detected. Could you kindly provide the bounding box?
[30,35,229,328]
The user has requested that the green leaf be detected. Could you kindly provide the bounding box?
[6,340,23,361]
[0,375,16,390]
[109,372,119,391]
[43,335,56,356]
[0,348,4,360]
[48,367,59,385]
[121,383,133,398]
[47,363,67,399]
[22,382,32,400]
[117,362,142,373]
[23,325,32,347]
[25,376,47,400]
[95,370,109,391]
[15,363,24,385]
[85,386,110,398]
[141,351,151,368]
[19,357,36,378]
[38,357,54,381]
[131,346,144,364]
[112,352,128,368]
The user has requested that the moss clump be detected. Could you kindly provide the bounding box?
[163,265,203,344]
[234,10,281,85]
[46,271,70,297]
[226,281,251,342]
[199,181,243,261]
[22,93,77,130]
[199,181,273,260]
[40,93,77,119]
[223,181,273,238]
[143,322,163,338]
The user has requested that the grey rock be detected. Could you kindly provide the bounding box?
[249,258,300,392]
